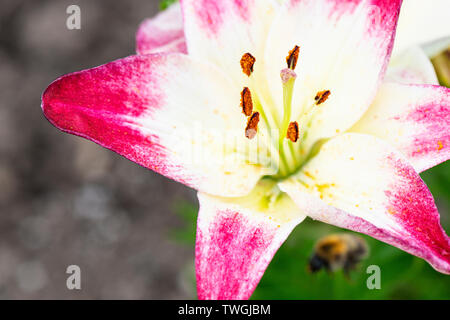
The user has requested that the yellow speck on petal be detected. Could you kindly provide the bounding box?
[316,183,333,201]
[350,157,354,160]
[304,171,315,180]
[299,180,311,189]
[316,183,331,193]
[387,207,396,215]
[438,140,444,150]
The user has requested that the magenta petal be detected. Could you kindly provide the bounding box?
[42,54,269,197]
[42,55,173,178]
[352,83,450,172]
[136,3,187,55]
[280,134,450,274]
[195,193,303,300]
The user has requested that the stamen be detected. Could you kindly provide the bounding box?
[245,112,260,139]
[240,53,256,77]
[240,87,253,116]
[315,90,331,105]
[286,45,300,70]
[287,122,299,142]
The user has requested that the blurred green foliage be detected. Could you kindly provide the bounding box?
[160,0,178,10]
[163,0,450,297]
[173,174,450,300]
[432,50,450,87]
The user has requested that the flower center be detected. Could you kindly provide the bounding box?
[239,46,331,179]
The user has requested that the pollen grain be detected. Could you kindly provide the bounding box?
[315,90,331,105]
[287,121,299,142]
[245,112,260,139]
[240,53,256,77]
[286,45,300,70]
[240,87,253,116]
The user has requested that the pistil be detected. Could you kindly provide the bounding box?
[278,68,298,176]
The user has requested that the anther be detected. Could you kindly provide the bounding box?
[287,122,299,142]
[315,90,331,105]
[286,45,300,70]
[245,112,260,139]
[240,87,253,116]
[240,53,256,77]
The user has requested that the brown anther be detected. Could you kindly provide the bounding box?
[315,90,331,105]
[245,112,260,139]
[240,87,253,116]
[240,53,256,77]
[287,121,299,142]
[286,45,300,70]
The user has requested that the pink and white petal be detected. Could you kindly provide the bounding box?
[386,46,439,85]
[136,3,187,55]
[181,0,280,85]
[393,0,450,57]
[196,180,306,300]
[42,54,272,197]
[351,83,450,172]
[280,133,450,274]
[264,0,403,155]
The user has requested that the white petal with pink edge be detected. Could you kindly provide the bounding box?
[42,54,273,197]
[196,180,306,300]
[264,0,402,156]
[136,2,187,55]
[280,133,450,274]
[393,0,450,57]
[181,0,281,85]
[351,83,450,172]
[386,46,439,85]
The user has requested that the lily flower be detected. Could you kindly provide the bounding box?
[42,0,450,300]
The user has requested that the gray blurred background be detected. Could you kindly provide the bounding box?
[0,0,197,299]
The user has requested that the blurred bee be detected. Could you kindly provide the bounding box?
[308,233,368,275]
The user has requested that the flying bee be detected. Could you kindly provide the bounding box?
[308,233,368,275]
